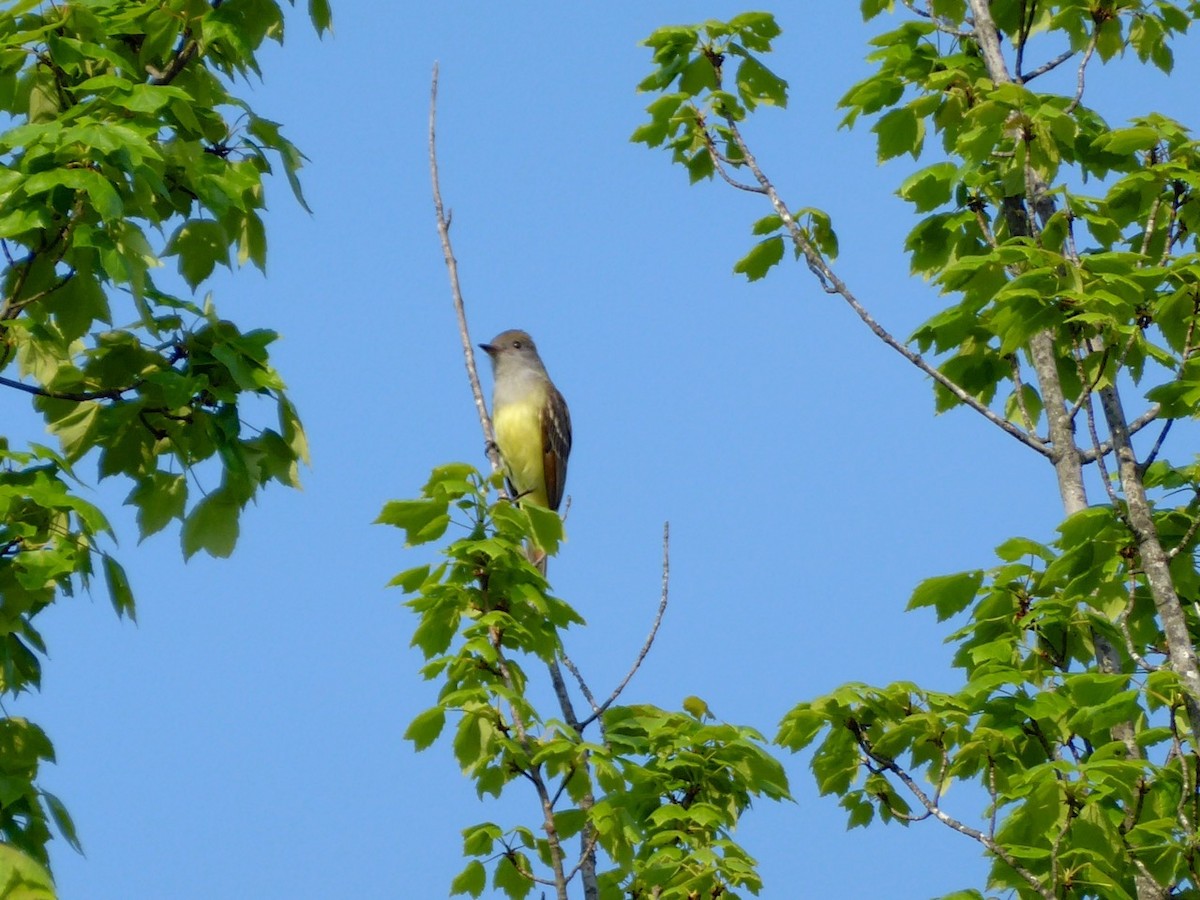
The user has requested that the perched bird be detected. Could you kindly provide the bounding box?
[479,329,571,512]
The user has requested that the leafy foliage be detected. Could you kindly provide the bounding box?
[635,3,1200,898]
[0,0,327,875]
[384,464,789,898]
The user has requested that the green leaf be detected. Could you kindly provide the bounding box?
[735,56,788,109]
[1092,126,1160,156]
[899,162,957,212]
[450,860,486,897]
[404,706,446,751]
[181,490,240,560]
[375,498,451,546]
[873,106,922,161]
[733,235,784,281]
[525,504,562,555]
[164,220,231,290]
[462,822,502,857]
[126,472,187,540]
[387,565,430,593]
[101,555,136,621]
[308,0,333,35]
[994,536,1052,563]
[0,844,56,899]
[678,56,718,97]
[907,570,984,620]
[41,790,81,853]
[493,853,533,900]
[730,12,781,51]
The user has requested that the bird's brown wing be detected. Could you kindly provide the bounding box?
[541,385,572,512]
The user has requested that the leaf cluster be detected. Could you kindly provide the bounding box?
[383,464,790,898]
[633,4,1200,898]
[779,503,1200,897]
[632,13,786,184]
[0,0,328,877]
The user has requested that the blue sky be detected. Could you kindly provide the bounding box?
[11,4,1200,898]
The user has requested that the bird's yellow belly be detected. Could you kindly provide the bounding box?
[494,403,547,507]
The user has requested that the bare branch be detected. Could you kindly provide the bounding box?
[1021,50,1075,83]
[1141,419,1173,473]
[148,38,198,85]
[547,661,582,732]
[487,623,570,899]
[1166,494,1200,561]
[559,653,600,718]
[902,0,974,38]
[718,115,1052,458]
[0,269,75,320]
[1064,26,1099,115]
[1014,0,1032,81]
[1117,577,1161,672]
[1073,343,1119,506]
[429,64,501,474]
[698,117,767,194]
[580,522,671,731]
[146,0,224,84]
[1097,383,1200,738]
[847,719,1055,900]
[0,374,137,403]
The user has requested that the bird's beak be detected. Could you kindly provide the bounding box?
[479,343,496,356]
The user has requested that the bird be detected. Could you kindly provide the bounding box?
[479,329,571,512]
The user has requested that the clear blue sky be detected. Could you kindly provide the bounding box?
[12,4,1199,898]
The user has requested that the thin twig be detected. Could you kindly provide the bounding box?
[146,0,224,84]
[559,652,600,716]
[0,374,137,403]
[1014,0,1032,81]
[1063,26,1099,114]
[698,118,766,194]
[902,0,973,37]
[1021,50,1075,83]
[1140,419,1172,473]
[1139,192,1164,260]
[987,755,998,839]
[1159,182,1185,266]
[579,522,671,730]
[563,829,602,883]
[547,660,581,731]
[846,719,1055,900]
[429,63,500,472]
[0,269,75,318]
[717,114,1052,458]
[1117,578,1159,672]
[1072,342,1119,505]
[1166,494,1200,561]
[1009,356,1037,433]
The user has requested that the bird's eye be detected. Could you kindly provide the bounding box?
[513,340,523,349]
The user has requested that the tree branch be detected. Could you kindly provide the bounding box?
[1064,24,1099,114]
[579,522,671,731]
[0,374,137,403]
[429,63,501,473]
[716,114,1052,458]
[488,623,569,899]
[1098,383,1200,739]
[902,0,973,38]
[846,719,1055,900]
[146,0,224,84]
[1020,50,1075,83]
